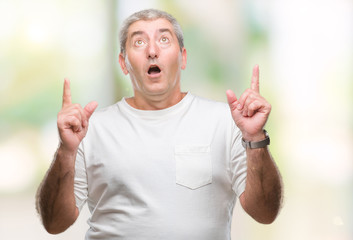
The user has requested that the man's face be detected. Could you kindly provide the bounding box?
[119,18,187,100]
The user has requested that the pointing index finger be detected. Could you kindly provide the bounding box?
[251,64,260,93]
[62,78,72,107]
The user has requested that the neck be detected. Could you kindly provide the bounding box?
[126,91,187,110]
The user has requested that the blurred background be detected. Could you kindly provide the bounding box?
[0,0,352,239]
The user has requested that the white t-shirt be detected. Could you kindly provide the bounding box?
[74,93,247,240]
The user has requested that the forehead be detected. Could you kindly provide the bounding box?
[127,18,175,37]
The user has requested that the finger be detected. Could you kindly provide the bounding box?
[83,101,98,120]
[70,103,89,129]
[226,89,242,113]
[251,65,260,93]
[72,119,82,132]
[62,116,82,132]
[237,89,252,111]
[226,89,237,105]
[62,78,72,107]
[59,103,86,128]
[242,94,254,117]
[247,100,262,117]
[244,91,266,116]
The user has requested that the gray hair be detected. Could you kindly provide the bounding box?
[119,9,184,57]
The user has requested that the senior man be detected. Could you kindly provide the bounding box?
[36,9,283,240]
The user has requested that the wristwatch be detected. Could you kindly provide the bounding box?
[241,130,270,149]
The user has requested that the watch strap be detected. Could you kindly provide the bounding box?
[242,130,270,149]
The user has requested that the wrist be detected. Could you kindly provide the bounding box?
[52,145,77,176]
[242,130,270,149]
[57,144,78,159]
[242,130,266,142]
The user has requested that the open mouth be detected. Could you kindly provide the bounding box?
[148,65,161,75]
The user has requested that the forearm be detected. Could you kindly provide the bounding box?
[36,146,79,234]
[241,147,283,224]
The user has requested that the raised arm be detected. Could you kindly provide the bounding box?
[36,79,98,234]
[226,65,283,224]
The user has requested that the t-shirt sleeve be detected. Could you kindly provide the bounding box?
[230,125,247,198]
[74,142,88,212]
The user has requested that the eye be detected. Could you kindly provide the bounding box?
[160,37,169,43]
[134,40,145,47]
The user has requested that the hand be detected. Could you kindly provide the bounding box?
[226,65,271,141]
[57,79,98,152]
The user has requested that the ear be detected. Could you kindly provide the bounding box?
[181,48,187,70]
[119,53,129,75]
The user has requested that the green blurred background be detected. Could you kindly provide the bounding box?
[1,0,352,239]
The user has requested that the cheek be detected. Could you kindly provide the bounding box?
[126,56,144,75]
[170,54,183,72]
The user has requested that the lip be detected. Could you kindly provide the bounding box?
[147,71,162,78]
[146,64,162,78]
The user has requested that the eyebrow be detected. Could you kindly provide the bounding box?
[130,30,144,39]
[158,28,173,35]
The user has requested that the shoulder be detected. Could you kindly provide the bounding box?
[190,94,230,114]
[187,94,235,128]
[188,93,240,137]
[84,101,123,141]
[89,101,121,125]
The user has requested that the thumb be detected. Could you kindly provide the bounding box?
[84,101,98,120]
[226,90,238,111]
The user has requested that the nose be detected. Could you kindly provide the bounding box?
[147,42,159,59]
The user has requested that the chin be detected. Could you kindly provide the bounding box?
[145,89,169,97]
[143,84,171,96]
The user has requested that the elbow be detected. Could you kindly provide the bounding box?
[40,208,79,234]
[244,207,280,225]
[255,212,279,225]
[254,201,283,224]
[43,218,75,235]
[264,215,278,224]
[37,207,70,234]
[44,224,64,235]
[241,195,282,225]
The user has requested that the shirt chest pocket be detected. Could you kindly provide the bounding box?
[175,145,212,190]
